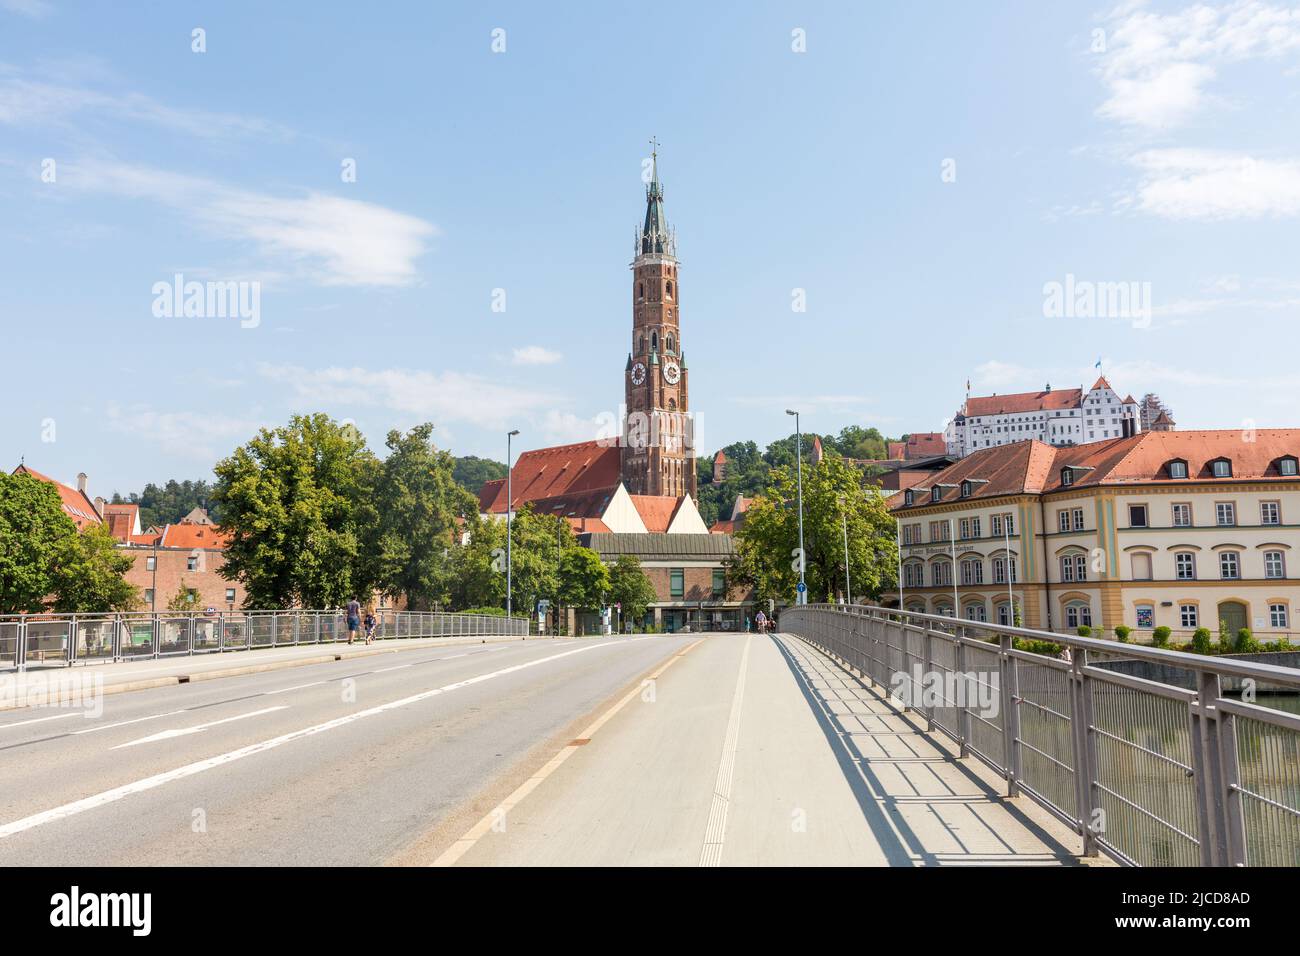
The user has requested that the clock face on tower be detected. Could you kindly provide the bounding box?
[663,361,681,385]
[630,362,646,386]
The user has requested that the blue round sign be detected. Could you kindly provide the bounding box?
[796,582,806,593]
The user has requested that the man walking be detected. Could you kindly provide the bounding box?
[346,596,361,645]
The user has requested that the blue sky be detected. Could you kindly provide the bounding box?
[4,0,1300,496]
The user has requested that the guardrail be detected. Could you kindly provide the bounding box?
[781,603,1300,868]
[0,609,528,673]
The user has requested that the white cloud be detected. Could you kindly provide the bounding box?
[510,345,563,366]
[1096,1,1300,129]
[973,360,1036,389]
[258,364,561,432]
[1128,148,1300,218]
[105,403,261,460]
[65,160,437,286]
[0,0,53,18]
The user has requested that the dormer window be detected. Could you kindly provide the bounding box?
[1167,459,1188,479]
[931,486,942,502]
[960,480,972,498]
[1279,456,1298,477]
[1211,458,1232,478]
[1061,468,1073,487]
[904,490,915,506]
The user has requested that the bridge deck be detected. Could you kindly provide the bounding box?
[444,632,1100,866]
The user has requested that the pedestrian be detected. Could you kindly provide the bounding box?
[346,596,361,645]
[363,604,377,645]
[744,616,751,633]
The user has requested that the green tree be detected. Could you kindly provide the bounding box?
[49,524,141,613]
[451,455,508,496]
[558,547,610,612]
[0,472,77,613]
[608,554,657,624]
[165,580,202,612]
[212,413,378,608]
[364,424,478,610]
[448,507,574,613]
[728,451,898,608]
[112,478,218,529]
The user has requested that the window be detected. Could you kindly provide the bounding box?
[931,486,942,503]
[144,588,155,605]
[712,569,725,597]
[1180,604,1198,628]
[1168,460,1188,479]
[996,604,1013,626]
[1175,552,1196,580]
[1212,458,1233,478]
[670,568,684,597]
[1066,603,1092,628]
[904,490,914,506]
[1131,553,1152,580]
[225,588,236,603]
[1061,468,1074,487]
[960,518,971,539]
[960,480,971,498]
[1058,510,1070,533]
[1261,501,1281,525]
[1060,555,1074,582]
[971,517,981,538]
[993,556,1017,584]
[1073,508,1085,531]
[964,603,986,622]
[187,556,198,571]
[1265,550,1285,579]
[1172,503,1191,527]
[960,559,983,585]
[932,562,952,587]
[146,556,156,571]
[637,282,644,299]
[1270,603,1289,628]
[1135,604,1154,629]
[651,331,659,351]
[1279,457,1298,477]
[991,514,1002,536]
[1129,504,1148,528]
[666,334,676,353]
[1219,551,1240,580]
[1216,502,1236,526]
[666,280,673,298]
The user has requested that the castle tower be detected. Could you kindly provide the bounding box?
[621,144,696,498]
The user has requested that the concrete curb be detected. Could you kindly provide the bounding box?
[0,634,553,712]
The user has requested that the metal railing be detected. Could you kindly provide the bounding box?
[0,609,528,673]
[781,603,1300,867]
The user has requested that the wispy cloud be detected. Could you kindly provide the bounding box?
[105,402,262,460]
[258,364,560,431]
[1127,148,1300,218]
[1096,0,1300,129]
[64,160,437,286]
[510,345,563,366]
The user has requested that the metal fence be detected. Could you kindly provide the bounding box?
[781,603,1300,868]
[0,609,528,672]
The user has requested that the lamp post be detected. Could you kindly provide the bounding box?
[786,409,806,605]
[840,498,852,605]
[506,429,519,620]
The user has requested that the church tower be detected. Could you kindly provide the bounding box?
[621,144,696,499]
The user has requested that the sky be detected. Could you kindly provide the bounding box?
[4,0,1300,497]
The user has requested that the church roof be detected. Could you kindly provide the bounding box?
[478,440,622,514]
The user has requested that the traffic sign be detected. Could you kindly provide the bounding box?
[796,582,806,593]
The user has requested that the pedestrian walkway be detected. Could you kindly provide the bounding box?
[444,632,1099,866]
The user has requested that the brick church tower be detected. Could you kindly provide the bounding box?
[621,145,696,499]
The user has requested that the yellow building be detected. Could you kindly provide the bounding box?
[892,430,1300,642]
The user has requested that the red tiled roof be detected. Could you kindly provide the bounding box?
[1090,376,1112,392]
[629,495,685,533]
[565,516,611,533]
[522,485,620,523]
[102,503,141,542]
[710,519,738,534]
[12,465,102,529]
[900,432,946,458]
[964,388,1081,417]
[480,441,622,513]
[160,523,230,549]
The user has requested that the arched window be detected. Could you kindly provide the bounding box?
[637,335,644,354]
[638,282,644,299]
[666,280,674,299]
[651,331,659,351]
[667,334,676,353]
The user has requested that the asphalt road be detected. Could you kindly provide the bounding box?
[0,635,693,865]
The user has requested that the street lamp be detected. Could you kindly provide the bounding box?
[506,429,520,620]
[839,495,852,605]
[786,409,806,605]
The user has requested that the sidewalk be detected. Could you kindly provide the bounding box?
[443,632,1098,866]
[0,633,545,711]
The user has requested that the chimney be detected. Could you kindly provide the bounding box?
[77,472,88,495]
[93,495,105,517]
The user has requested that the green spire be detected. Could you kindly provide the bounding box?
[639,138,674,257]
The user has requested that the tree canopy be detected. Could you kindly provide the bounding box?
[111,479,217,529]
[608,554,657,622]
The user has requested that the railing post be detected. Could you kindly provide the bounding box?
[16,614,26,673]
[922,625,935,731]
[1217,699,1249,867]
[999,633,1021,797]
[1190,671,1231,866]
[955,633,970,758]
[152,613,160,659]
[218,611,225,652]
[68,614,77,666]
[1069,649,1099,857]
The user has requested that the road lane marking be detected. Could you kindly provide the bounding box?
[699,634,752,867]
[432,637,704,867]
[0,640,623,841]
[263,680,327,695]
[112,705,289,749]
[0,712,81,731]
[372,664,413,673]
[70,710,186,735]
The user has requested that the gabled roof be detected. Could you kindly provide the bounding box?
[523,485,621,522]
[102,502,142,541]
[479,440,622,513]
[1090,376,1112,392]
[630,495,685,533]
[964,388,1082,417]
[12,465,102,529]
[160,522,230,549]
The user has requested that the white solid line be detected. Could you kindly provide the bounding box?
[263,680,327,695]
[371,664,413,673]
[699,634,752,867]
[0,641,617,840]
[71,710,187,735]
[112,705,289,749]
[0,712,81,731]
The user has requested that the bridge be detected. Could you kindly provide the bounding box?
[0,606,1295,866]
